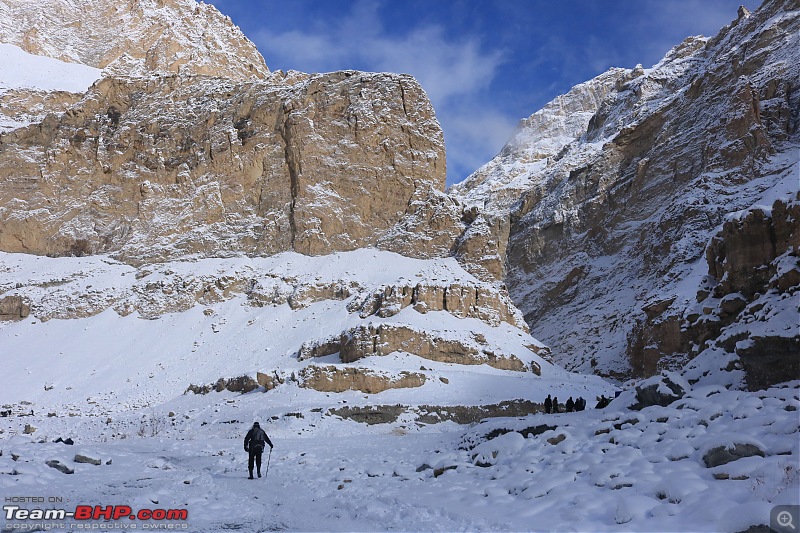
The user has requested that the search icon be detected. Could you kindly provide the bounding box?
[779,511,796,530]
[774,507,800,532]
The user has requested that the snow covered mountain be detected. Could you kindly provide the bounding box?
[0,0,269,80]
[1,0,797,531]
[451,0,799,386]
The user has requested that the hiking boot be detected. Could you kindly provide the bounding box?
[258,472,261,478]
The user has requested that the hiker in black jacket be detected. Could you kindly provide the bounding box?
[244,422,273,479]
[565,397,575,413]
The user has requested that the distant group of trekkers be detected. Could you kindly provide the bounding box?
[543,394,610,414]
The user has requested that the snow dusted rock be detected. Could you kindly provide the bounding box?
[338,323,529,371]
[451,67,627,212]
[256,371,283,392]
[706,198,800,300]
[450,0,800,379]
[45,459,73,474]
[449,68,626,283]
[73,453,101,466]
[298,366,426,394]
[185,375,259,395]
[292,321,531,370]
[287,282,354,310]
[0,43,103,133]
[453,211,512,282]
[702,441,766,468]
[0,295,30,321]
[669,196,800,389]
[0,0,269,80]
[347,281,527,329]
[632,372,689,410]
[0,70,444,263]
[376,187,466,262]
[628,198,800,385]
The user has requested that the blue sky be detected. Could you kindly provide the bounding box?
[206,0,762,186]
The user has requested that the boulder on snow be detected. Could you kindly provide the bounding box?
[0,295,30,321]
[632,372,688,410]
[719,293,747,316]
[702,443,765,468]
[185,375,259,394]
[74,454,101,466]
[433,465,457,477]
[45,460,74,474]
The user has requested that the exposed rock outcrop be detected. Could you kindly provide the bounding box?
[702,442,765,468]
[328,400,544,425]
[298,323,531,372]
[0,87,87,134]
[628,196,799,387]
[0,295,30,321]
[0,71,445,263]
[185,375,259,395]
[632,372,688,410]
[299,366,426,394]
[706,199,800,299]
[346,281,527,330]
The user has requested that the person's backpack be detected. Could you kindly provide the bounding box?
[251,428,266,453]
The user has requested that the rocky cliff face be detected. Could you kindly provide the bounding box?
[0,0,537,405]
[0,0,268,80]
[451,0,799,387]
[0,70,445,263]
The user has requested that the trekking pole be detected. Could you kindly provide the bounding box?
[264,447,272,479]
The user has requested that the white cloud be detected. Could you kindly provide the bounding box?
[252,1,509,185]
[442,107,519,184]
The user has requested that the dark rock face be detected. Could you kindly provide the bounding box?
[628,196,799,385]
[702,443,765,468]
[706,199,800,299]
[632,373,687,410]
[737,336,800,391]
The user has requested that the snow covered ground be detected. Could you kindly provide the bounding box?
[1,248,797,531]
[1,378,797,532]
[0,43,100,94]
[0,249,608,412]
